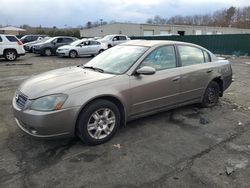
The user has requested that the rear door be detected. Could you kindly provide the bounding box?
[130,45,181,116]
[177,45,214,102]
[88,41,101,54]
[118,36,127,44]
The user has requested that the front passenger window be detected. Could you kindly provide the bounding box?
[57,38,63,43]
[140,46,176,71]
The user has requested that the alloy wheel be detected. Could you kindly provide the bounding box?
[87,108,116,140]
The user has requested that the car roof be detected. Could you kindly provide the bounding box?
[0,34,16,37]
[121,40,199,48]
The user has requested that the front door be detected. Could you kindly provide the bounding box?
[129,45,181,116]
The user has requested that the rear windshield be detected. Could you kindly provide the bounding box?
[6,36,18,42]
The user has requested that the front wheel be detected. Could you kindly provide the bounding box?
[77,100,121,145]
[201,81,220,107]
[44,48,52,56]
[69,50,77,58]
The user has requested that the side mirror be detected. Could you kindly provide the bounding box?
[113,38,117,41]
[136,66,156,75]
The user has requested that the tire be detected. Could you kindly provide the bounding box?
[4,50,17,61]
[108,44,112,48]
[98,49,104,54]
[77,99,121,145]
[69,50,77,58]
[201,81,220,107]
[44,48,52,56]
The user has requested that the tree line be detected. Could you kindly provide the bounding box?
[146,6,250,28]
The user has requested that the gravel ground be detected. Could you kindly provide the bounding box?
[0,54,250,188]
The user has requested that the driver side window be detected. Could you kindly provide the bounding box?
[140,45,176,71]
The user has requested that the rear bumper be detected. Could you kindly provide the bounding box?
[33,48,43,54]
[223,74,232,91]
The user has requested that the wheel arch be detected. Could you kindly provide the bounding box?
[4,48,17,54]
[69,49,78,56]
[211,77,223,97]
[75,95,126,135]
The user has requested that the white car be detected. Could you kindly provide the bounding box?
[98,35,130,48]
[56,39,108,58]
[0,34,25,61]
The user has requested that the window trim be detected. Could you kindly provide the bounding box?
[202,50,211,62]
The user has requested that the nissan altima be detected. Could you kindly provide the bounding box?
[13,40,232,145]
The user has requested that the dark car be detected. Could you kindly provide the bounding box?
[32,36,78,56]
[20,35,47,44]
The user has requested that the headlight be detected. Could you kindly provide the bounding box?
[30,94,68,111]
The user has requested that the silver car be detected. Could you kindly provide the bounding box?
[13,40,232,145]
[56,39,108,58]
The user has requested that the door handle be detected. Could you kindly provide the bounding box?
[206,70,213,73]
[172,76,180,81]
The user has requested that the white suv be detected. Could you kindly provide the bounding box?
[0,34,25,61]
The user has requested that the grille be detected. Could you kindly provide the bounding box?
[16,92,28,109]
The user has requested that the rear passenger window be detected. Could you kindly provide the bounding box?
[119,36,127,40]
[90,41,100,45]
[141,45,176,71]
[178,45,205,66]
[6,36,18,42]
[63,38,73,43]
[203,51,211,62]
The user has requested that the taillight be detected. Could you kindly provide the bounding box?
[17,40,23,45]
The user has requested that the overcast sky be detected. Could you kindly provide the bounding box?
[0,0,249,27]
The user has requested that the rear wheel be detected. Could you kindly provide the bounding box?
[44,48,52,56]
[4,50,17,61]
[201,81,220,107]
[69,50,77,58]
[77,99,120,145]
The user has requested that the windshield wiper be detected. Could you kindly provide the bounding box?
[83,66,104,73]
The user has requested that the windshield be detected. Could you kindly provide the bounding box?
[84,45,148,74]
[102,35,113,40]
[45,37,56,43]
[70,40,83,46]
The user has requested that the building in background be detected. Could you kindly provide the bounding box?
[80,23,250,38]
[0,26,26,35]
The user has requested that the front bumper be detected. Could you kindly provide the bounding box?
[56,50,69,57]
[12,97,81,138]
[33,47,43,54]
[24,45,30,52]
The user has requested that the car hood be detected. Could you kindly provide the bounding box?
[33,41,49,47]
[24,41,38,46]
[18,66,116,99]
[58,45,72,49]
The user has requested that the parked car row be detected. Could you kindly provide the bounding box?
[0,34,131,61]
